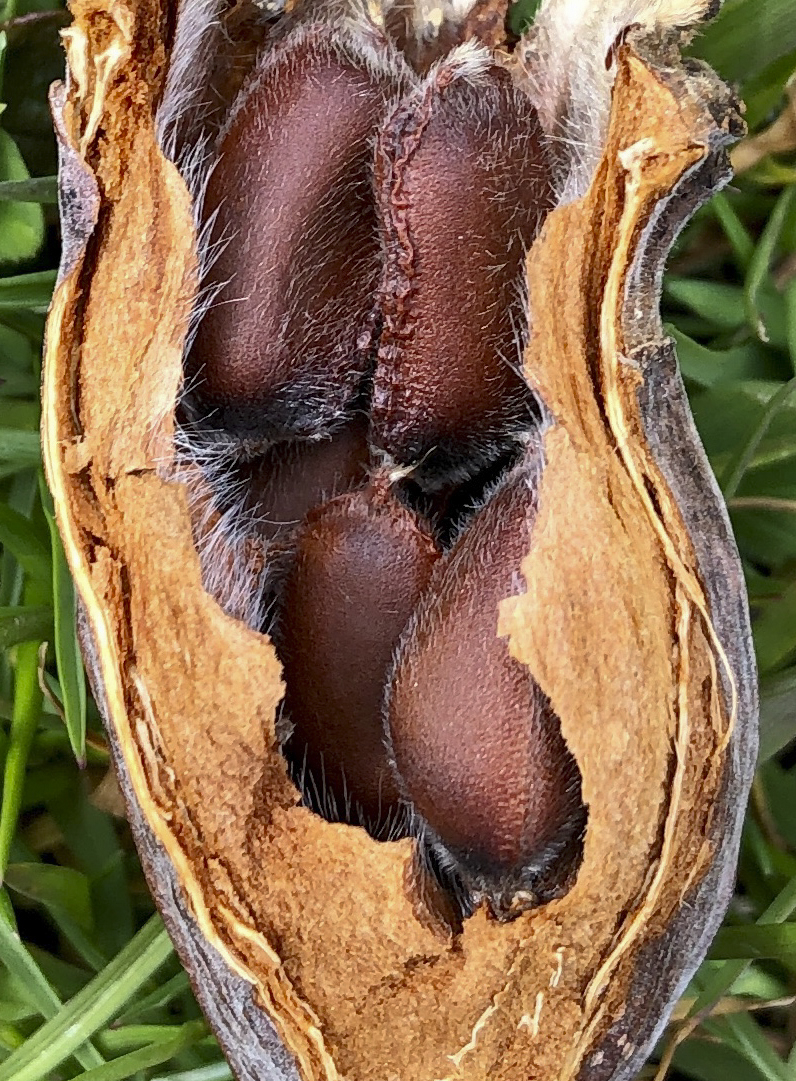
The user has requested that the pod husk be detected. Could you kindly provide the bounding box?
[42,3,758,1080]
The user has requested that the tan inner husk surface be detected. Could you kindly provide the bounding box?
[43,5,733,1080]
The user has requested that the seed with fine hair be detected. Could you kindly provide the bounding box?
[238,416,371,544]
[385,452,586,918]
[186,21,410,446]
[180,15,584,916]
[371,53,555,487]
[274,476,440,834]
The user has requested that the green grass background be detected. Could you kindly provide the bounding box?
[2,0,796,1078]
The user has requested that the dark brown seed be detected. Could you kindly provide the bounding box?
[186,22,409,447]
[371,50,555,487]
[385,450,586,918]
[227,418,372,634]
[240,416,371,544]
[274,476,440,834]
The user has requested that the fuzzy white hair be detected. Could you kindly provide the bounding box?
[379,0,477,31]
[168,426,272,628]
[156,0,225,162]
[518,0,720,202]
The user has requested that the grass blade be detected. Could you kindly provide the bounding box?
[0,272,56,312]
[0,177,57,204]
[0,893,103,1070]
[0,914,173,1081]
[0,638,43,878]
[0,607,52,651]
[98,1023,209,1054]
[710,922,796,961]
[0,430,40,467]
[64,1021,208,1081]
[753,579,796,674]
[40,479,86,763]
[3,864,92,932]
[744,186,796,341]
[690,874,796,1016]
[786,275,796,376]
[759,668,796,761]
[151,1064,233,1081]
[720,375,796,501]
[711,192,756,270]
[48,782,133,958]
[0,505,49,583]
[115,971,192,1025]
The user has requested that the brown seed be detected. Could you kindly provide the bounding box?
[371,50,555,487]
[240,416,371,544]
[385,450,586,918]
[274,476,440,834]
[220,418,372,634]
[186,21,410,447]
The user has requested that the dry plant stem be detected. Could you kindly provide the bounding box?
[42,3,757,1081]
[731,77,796,174]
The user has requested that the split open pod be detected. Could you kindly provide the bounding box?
[43,0,758,1078]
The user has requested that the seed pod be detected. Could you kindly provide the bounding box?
[371,49,555,486]
[185,20,410,447]
[386,454,586,918]
[274,476,440,832]
[44,4,758,1081]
